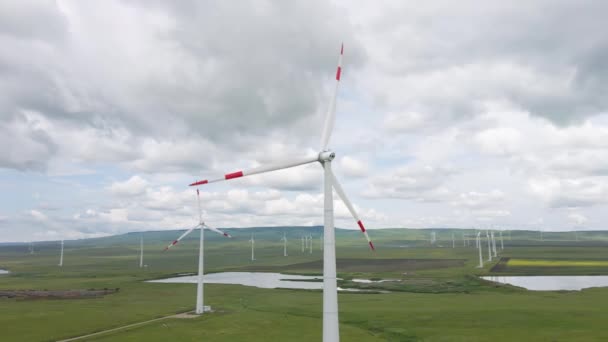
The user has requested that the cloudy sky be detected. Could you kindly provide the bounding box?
[2,0,608,242]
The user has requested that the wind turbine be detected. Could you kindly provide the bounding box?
[499,231,504,250]
[250,233,256,261]
[491,231,497,258]
[309,233,313,254]
[301,235,305,253]
[58,240,64,267]
[188,44,374,341]
[486,231,492,262]
[163,189,232,314]
[281,232,288,257]
[476,232,483,268]
[452,233,455,248]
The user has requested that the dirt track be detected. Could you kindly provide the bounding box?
[0,288,118,299]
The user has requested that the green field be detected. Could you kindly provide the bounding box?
[509,259,608,267]
[1,227,608,341]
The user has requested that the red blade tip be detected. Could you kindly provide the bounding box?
[225,171,244,180]
[340,43,344,55]
[189,180,208,186]
[369,241,375,251]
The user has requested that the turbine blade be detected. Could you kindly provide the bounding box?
[203,223,232,238]
[189,155,318,186]
[320,43,344,151]
[163,224,201,251]
[329,169,375,250]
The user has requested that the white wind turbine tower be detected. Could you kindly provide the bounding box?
[309,233,313,254]
[301,235,305,253]
[452,233,455,248]
[188,44,374,341]
[486,231,492,262]
[476,232,483,268]
[499,231,504,250]
[163,189,232,315]
[281,232,288,257]
[58,240,64,267]
[250,233,256,261]
[491,231,497,258]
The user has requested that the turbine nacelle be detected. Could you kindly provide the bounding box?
[318,151,336,162]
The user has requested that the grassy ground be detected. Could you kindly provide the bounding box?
[1,227,608,341]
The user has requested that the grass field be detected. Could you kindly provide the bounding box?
[1,227,608,341]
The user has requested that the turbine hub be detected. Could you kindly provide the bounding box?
[318,151,336,162]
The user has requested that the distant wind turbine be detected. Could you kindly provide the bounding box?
[499,231,504,250]
[59,240,64,267]
[281,232,288,257]
[486,231,492,262]
[452,233,455,248]
[301,235,305,252]
[491,231,497,258]
[162,189,232,315]
[309,234,313,254]
[476,232,483,268]
[250,233,256,261]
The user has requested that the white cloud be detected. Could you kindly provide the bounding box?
[452,190,505,209]
[338,156,368,178]
[364,164,454,202]
[383,111,427,132]
[109,175,149,196]
[473,127,523,156]
[568,212,588,226]
[528,177,608,208]
[30,210,47,221]
[4,1,608,241]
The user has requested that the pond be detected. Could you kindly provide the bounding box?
[148,272,386,292]
[148,272,325,290]
[482,276,608,291]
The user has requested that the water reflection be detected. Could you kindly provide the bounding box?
[148,272,324,290]
[482,276,608,291]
